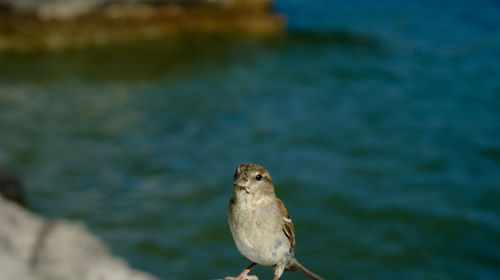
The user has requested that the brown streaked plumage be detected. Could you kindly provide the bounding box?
[276,198,295,249]
[225,163,324,280]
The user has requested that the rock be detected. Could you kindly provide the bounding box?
[0,195,43,260]
[0,252,39,280]
[33,221,156,280]
[0,196,157,280]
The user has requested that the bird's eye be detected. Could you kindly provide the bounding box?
[233,172,238,180]
[255,174,262,181]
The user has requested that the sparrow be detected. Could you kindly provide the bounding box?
[225,163,324,280]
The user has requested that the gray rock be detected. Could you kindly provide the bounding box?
[0,195,44,260]
[0,251,39,280]
[0,196,157,280]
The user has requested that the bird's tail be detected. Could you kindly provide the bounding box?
[286,258,325,280]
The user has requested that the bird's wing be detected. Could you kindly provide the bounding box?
[276,197,296,249]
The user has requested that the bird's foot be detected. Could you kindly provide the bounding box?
[224,273,258,280]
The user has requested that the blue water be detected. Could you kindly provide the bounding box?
[1,1,499,279]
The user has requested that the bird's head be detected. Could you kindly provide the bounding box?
[233,163,274,195]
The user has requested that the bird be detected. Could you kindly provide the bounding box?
[225,163,324,280]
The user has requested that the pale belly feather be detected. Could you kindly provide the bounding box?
[229,193,293,267]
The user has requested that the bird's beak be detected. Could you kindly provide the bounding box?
[233,172,248,187]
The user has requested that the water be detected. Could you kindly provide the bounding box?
[1,1,500,279]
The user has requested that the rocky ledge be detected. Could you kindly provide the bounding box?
[0,0,285,51]
[0,196,157,280]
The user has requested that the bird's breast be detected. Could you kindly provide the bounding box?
[228,193,292,266]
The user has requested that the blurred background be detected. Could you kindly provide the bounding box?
[1,0,499,279]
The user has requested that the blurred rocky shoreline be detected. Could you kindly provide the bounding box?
[0,195,157,280]
[0,0,285,51]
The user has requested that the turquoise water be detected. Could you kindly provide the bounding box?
[1,1,500,279]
